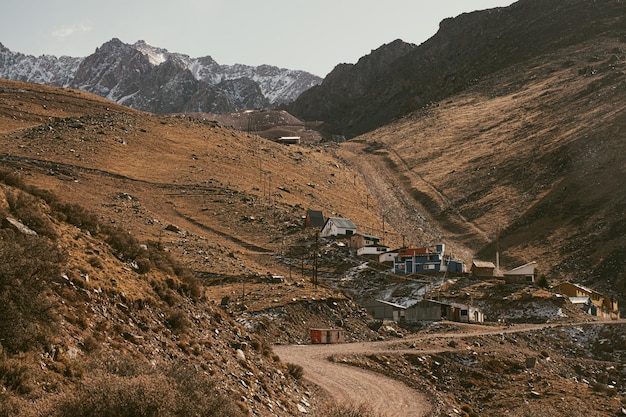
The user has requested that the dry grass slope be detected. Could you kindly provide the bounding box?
[342,37,626,296]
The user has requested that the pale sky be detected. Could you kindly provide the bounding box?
[0,0,516,77]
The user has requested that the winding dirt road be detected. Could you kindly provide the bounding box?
[274,320,626,417]
[274,340,432,417]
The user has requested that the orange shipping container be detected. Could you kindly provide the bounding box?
[310,328,345,344]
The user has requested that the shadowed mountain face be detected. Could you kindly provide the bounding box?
[287,0,626,139]
[340,34,626,298]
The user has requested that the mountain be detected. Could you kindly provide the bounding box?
[0,39,321,114]
[287,0,626,138]
[331,0,626,299]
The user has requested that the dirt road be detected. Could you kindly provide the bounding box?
[273,341,432,417]
[274,320,626,417]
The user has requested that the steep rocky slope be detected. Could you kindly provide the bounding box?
[288,0,626,138]
[337,35,626,301]
[0,79,389,417]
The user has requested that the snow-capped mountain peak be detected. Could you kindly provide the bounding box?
[0,39,322,114]
[132,40,170,66]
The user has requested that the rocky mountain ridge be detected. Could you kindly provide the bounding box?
[287,0,626,138]
[0,38,321,114]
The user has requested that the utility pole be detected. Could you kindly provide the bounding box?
[380,211,385,245]
[313,231,319,290]
[495,225,500,276]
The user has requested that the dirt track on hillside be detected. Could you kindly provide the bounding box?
[274,320,626,417]
[274,341,433,417]
[336,141,478,261]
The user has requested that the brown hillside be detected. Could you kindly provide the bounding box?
[0,79,390,417]
[0,79,394,279]
[339,37,626,297]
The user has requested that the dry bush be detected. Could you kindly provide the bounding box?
[43,361,245,417]
[166,309,191,335]
[102,225,144,261]
[319,401,383,417]
[0,230,61,352]
[52,373,175,417]
[53,202,99,233]
[0,169,26,189]
[461,404,480,417]
[0,353,37,395]
[5,191,56,238]
[166,362,245,417]
[287,362,304,380]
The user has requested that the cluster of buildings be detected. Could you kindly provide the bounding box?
[303,210,620,336]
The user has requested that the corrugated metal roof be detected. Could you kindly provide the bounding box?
[306,209,325,227]
[374,299,407,309]
[472,260,496,268]
[327,217,356,229]
[399,248,428,257]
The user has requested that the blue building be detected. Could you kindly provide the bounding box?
[394,244,465,275]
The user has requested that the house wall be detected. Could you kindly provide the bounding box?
[394,253,442,274]
[405,301,442,322]
[504,274,534,284]
[379,252,397,263]
[446,260,466,273]
[357,246,388,256]
[472,267,494,277]
[322,222,355,237]
[363,300,404,321]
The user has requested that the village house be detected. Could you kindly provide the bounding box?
[362,299,406,322]
[350,233,389,256]
[276,136,301,145]
[471,260,496,278]
[320,217,357,237]
[405,299,484,323]
[394,244,465,275]
[304,209,325,229]
[363,298,484,324]
[503,261,537,284]
[379,248,400,263]
[350,233,381,249]
[555,282,620,319]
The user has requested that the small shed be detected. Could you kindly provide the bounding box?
[404,299,444,322]
[350,233,381,249]
[404,299,484,323]
[363,299,406,321]
[320,217,357,237]
[357,245,389,256]
[472,260,496,278]
[503,261,537,284]
[304,209,325,228]
[310,328,345,344]
[276,136,301,144]
[379,249,399,264]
